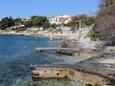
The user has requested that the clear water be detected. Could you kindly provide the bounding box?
[0,35,84,86]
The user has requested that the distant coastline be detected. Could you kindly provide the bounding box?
[0,27,70,40]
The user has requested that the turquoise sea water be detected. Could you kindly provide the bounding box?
[0,35,84,86]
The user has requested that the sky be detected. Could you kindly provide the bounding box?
[0,0,99,18]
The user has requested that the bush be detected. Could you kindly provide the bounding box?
[87,32,103,41]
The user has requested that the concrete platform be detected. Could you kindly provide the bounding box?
[35,47,79,52]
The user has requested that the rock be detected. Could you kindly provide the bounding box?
[106,46,115,52]
[73,49,99,57]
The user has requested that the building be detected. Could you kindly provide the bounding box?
[47,15,71,25]
[21,18,31,22]
[64,18,71,24]
[48,16,59,24]
[21,15,71,25]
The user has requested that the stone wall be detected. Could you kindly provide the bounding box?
[32,68,107,86]
[32,68,69,79]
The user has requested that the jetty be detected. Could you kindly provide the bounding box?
[35,47,79,52]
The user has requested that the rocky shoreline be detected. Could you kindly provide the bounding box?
[32,48,115,86]
[32,26,115,85]
[58,37,115,85]
[33,35,115,86]
[74,52,115,85]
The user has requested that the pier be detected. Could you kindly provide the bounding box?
[35,47,79,52]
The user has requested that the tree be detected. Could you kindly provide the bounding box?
[43,22,50,29]
[0,17,15,30]
[92,0,115,45]
[24,21,33,27]
[51,23,57,28]
[31,16,49,28]
[14,18,22,25]
[65,14,94,31]
[85,16,95,26]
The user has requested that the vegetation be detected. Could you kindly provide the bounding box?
[14,18,22,25]
[0,14,95,33]
[0,16,50,30]
[31,16,50,28]
[24,20,33,27]
[92,0,115,45]
[0,17,15,30]
[65,14,95,31]
[50,23,61,29]
[87,32,103,41]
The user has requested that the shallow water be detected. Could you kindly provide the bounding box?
[0,35,84,86]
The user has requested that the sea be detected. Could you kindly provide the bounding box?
[0,35,85,86]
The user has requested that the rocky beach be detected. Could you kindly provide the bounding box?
[59,27,115,85]
[32,26,115,86]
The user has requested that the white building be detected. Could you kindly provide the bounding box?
[48,16,59,24]
[63,18,71,24]
[47,15,71,25]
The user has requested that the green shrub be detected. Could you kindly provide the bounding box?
[87,32,103,41]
